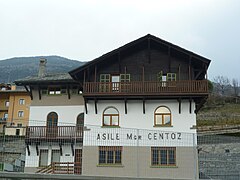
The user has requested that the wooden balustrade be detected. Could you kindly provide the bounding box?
[25,126,83,142]
[83,80,208,96]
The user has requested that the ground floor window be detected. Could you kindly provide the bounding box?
[99,146,122,165]
[151,147,176,166]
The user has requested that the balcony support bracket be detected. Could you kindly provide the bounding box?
[124,99,127,114]
[95,99,98,114]
[71,142,74,156]
[38,86,41,100]
[143,99,145,114]
[178,98,182,114]
[35,143,39,156]
[85,99,88,114]
[189,98,192,114]
[59,143,63,156]
[26,144,30,156]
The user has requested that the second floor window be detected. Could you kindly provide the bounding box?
[18,111,24,117]
[154,106,172,126]
[103,107,119,126]
[19,99,25,105]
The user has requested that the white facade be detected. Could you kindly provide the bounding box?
[29,105,84,126]
[85,99,196,132]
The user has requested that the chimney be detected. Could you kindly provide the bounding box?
[38,58,47,78]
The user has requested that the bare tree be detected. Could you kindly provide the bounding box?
[213,76,230,96]
[232,78,239,96]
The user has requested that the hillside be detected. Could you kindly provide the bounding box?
[197,95,240,126]
[0,56,85,83]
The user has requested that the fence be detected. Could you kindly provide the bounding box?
[0,120,240,179]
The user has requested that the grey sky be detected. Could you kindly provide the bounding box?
[0,0,240,80]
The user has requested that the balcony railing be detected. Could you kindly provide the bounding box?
[83,80,208,96]
[25,126,83,142]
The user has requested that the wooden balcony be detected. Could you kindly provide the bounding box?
[25,126,83,143]
[83,80,208,98]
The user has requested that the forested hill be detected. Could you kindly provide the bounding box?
[0,56,85,83]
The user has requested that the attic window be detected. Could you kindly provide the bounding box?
[48,87,61,95]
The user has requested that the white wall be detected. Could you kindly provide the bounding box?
[29,106,84,126]
[85,99,196,133]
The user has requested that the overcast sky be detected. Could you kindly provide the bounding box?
[0,0,240,80]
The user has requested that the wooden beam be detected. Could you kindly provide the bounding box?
[85,99,88,114]
[189,99,192,114]
[124,99,127,114]
[95,99,98,114]
[29,86,33,100]
[67,85,70,99]
[168,47,171,72]
[178,99,181,114]
[142,65,145,82]
[94,66,97,83]
[83,70,86,83]
[178,64,181,80]
[26,144,30,156]
[143,99,145,114]
[118,52,121,72]
[59,143,63,156]
[188,56,192,80]
[24,85,33,100]
[38,86,41,100]
[194,70,203,80]
[71,143,74,156]
[148,38,151,64]
[36,143,39,156]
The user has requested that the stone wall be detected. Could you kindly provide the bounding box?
[0,135,25,172]
[198,135,240,179]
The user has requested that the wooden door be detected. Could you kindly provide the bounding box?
[74,149,82,174]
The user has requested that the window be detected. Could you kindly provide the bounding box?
[46,112,58,137]
[102,107,119,126]
[4,113,8,119]
[120,74,130,82]
[16,129,20,136]
[151,147,176,166]
[154,106,172,126]
[5,101,9,107]
[100,74,110,83]
[19,99,25,105]
[167,73,177,81]
[48,87,61,95]
[99,146,122,165]
[18,111,24,117]
[39,150,49,167]
[17,123,22,128]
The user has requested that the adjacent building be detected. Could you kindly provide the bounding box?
[0,83,31,135]
[15,59,84,174]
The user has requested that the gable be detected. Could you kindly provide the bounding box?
[69,34,211,81]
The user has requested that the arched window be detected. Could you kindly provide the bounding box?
[47,112,58,127]
[154,106,172,126]
[77,113,84,127]
[46,112,58,137]
[102,107,119,126]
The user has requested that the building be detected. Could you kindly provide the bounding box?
[15,59,84,174]
[0,83,31,135]
[69,34,211,179]
[15,34,211,179]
